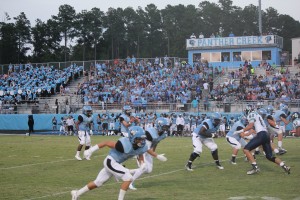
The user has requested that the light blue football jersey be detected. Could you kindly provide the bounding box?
[109,137,148,163]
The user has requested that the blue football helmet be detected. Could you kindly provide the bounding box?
[129,126,146,147]
[265,105,274,115]
[211,112,222,126]
[238,115,248,126]
[82,105,92,116]
[258,108,267,119]
[155,117,169,134]
[279,104,288,114]
[123,105,132,115]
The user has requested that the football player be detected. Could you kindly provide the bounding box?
[74,106,94,161]
[271,104,289,154]
[129,117,169,190]
[226,115,252,164]
[119,105,139,137]
[185,112,224,171]
[234,107,290,175]
[71,126,167,200]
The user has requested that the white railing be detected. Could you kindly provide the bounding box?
[3,98,299,115]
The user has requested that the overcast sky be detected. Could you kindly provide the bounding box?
[1,0,299,24]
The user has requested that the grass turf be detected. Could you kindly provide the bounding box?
[0,134,299,200]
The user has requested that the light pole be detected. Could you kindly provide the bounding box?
[94,39,97,66]
[258,0,262,35]
[167,37,170,56]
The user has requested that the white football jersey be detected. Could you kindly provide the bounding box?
[247,111,267,133]
[293,118,300,129]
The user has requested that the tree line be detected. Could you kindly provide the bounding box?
[1,0,300,65]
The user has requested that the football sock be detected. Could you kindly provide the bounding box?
[118,189,126,200]
[77,185,89,196]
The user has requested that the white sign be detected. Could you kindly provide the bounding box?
[187,35,275,48]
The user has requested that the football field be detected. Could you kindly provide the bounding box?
[0,134,299,200]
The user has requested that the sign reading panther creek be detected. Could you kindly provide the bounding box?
[187,35,275,48]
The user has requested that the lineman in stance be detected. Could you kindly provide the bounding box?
[71,126,167,200]
[129,117,169,190]
[234,106,290,175]
[74,105,94,161]
[185,112,224,171]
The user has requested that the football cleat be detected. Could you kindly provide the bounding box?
[71,190,79,200]
[230,161,237,165]
[282,165,291,174]
[254,150,260,155]
[278,149,287,155]
[185,163,193,171]
[75,155,82,161]
[129,183,137,190]
[217,164,224,170]
[247,167,260,175]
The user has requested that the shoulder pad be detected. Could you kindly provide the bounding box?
[118,137,132,154]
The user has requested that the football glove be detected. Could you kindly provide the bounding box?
[90,130,93,135]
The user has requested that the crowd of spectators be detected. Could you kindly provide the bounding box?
[207,60,300,107]
[75,56,222,110]
[1,55,299,114]
[0,63,83,113]
[73,55,300,114]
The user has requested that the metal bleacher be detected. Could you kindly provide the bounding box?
[2,64,300,115]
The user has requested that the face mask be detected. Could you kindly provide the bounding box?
[135,138,145,147]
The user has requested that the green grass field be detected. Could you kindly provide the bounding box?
[0,134,299,200]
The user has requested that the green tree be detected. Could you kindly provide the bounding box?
[198,1,222,37]
[31,19,62,62]
[240,4,260,35]
[103,8,126,59]
[14,12,31,63]
[0,22,18,64]
[52,4,76,64]
[74,8,104,61]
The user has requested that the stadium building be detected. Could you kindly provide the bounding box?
[186,35,283,68]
